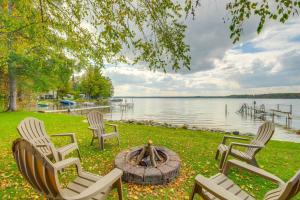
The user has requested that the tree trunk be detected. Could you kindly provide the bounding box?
[7,65,17,111]
[7,0,17,111]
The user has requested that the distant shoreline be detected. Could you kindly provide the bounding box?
[115,93,300,99]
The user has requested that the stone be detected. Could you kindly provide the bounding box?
[144,167,162,184]
[168,155,181,162]
[233,131,239,135]
[158,164,180,183]
[166,161,180,169]
[124,166,145,183]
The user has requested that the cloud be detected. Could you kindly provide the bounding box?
[103,1,300,96]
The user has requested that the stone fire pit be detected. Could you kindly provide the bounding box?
[115,140,180,185]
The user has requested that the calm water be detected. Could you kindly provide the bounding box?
[108,98,300,142]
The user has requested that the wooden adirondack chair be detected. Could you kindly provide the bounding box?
[215,121,275,170]
[87,111,120,150]
[17,117,81,162]
[191,159,300,200]
[12,138,123,200]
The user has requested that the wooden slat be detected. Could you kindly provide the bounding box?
[246,122,274,157]
[65,176,111,200]
[79,171,102,182]
[235,189,250,200]
[73,176,95,187]
[24,148,43,192]
[102,132,118,139]
[202,173,255,200]
[230,185,243,195]
[61,188,80,196]
[231,149,252,160]
[67,182,87,193]
[211,174,228,185]
[56,143,78,155]
[264,188,282,200]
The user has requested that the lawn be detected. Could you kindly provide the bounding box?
[0,112,300,199]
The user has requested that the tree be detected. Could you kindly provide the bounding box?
[1,0,299,111]
[1,0,191,111]
[0,66,8,110]
[187,0,300,43]
[80,66,113,99]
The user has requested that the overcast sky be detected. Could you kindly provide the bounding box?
[103,0,300,96]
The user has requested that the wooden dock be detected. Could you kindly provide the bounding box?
[38,106,111,115]
[238,102,293,128]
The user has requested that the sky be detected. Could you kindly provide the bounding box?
[103,0,300,97]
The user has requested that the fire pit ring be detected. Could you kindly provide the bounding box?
[115,142,180,185]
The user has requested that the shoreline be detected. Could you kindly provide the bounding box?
[108,119,300,143]
[109,119,256,137]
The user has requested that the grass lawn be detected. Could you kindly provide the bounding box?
[0,111,300,199]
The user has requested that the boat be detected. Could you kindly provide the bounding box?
[37,103,49,107]
[83,102,95,106]
[60,100,76,105]
[110,98,123,102]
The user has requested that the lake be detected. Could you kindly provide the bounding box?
[108,98,300,142]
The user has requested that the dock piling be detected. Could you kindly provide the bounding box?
[238,102,293,129]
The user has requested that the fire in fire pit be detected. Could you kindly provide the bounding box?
[115,140,180,185]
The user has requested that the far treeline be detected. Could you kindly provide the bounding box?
[119,93,300,99]
[227,93,300,99]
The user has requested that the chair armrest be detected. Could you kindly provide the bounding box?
[88,126,99,130]
[106,124,118,132]
[222,135,250,144]
[229,142,264,150]
[65,168,123,200]
[53,157,81,171]
[195,174,241,200]
[51,133,75,137]
[223,159,284,185]
[51,133,77,143]
[107,124,117,127]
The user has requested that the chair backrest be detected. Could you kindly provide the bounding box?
[17,117,58,161]
[87,111,105,134]
[246,121,275,157]
[12,138,61,199]
[264,170,300,200]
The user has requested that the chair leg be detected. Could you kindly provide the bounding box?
[250,158,259,167]
[58,154,65,172]
[90,137,94,146]
[190,183,201,200]
[117,136,120,146]
[215,149,220,160]
[219,152,227,171]
[77,149,82,161]
[98,137,104,150]
[116,178,123,200]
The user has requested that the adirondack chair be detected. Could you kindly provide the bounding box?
[190,159,300,200]
[215,121,275,170]
[12,138,123,200]
[87,111,120,150]
[17,117,81,162]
